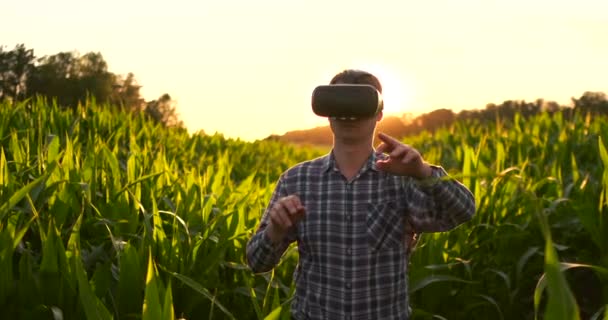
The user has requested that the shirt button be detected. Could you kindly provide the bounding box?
[345,282,351,289]
[346,248,352,255]
[346,214,352,221]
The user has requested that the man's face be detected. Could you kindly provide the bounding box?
[327,80,382,142]
[329,112,382,142]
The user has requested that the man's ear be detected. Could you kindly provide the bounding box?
[376,110,383,122]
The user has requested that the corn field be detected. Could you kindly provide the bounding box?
[0,99,606,319]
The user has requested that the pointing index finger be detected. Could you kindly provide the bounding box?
[377,132,401,147]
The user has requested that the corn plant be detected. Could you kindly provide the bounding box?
[0,98,607,319]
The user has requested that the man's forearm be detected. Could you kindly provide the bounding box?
[246,229,288,273]
[407,166,476,232]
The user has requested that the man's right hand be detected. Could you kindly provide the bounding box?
[266,195,306,244]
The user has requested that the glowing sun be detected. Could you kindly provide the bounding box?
[355,64,412,115]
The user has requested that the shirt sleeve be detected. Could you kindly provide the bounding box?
[402,165,476,233]
[246,176,298,273]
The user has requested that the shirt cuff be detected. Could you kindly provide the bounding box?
[416,165,446,187]
[261,229,281,252]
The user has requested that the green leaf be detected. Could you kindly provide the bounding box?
[165,270,236,320]
[0,161,57,221]
[39,219,60,274]
[113,171,164,199]
[47,134,61,164]
[17,251,40,309]
[118,243,144,317]
[39,217,75,310]
[68,214,113,320]
[162,282,175,320]
[264,306,282,320]
[0,148,10,192]
[143,250,163,320]
[533,241,581,320]
[248,286,264,320]
[0,229,14,305]
[599,136,608,169]
[409,274,475,294]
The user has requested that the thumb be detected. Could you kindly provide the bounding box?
[289,206,306,223]
[375,159,393,171]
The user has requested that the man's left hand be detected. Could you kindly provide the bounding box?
[375,132,433,179]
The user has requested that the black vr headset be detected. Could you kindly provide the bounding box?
[311,84,383,120]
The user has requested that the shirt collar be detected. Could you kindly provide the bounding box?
[322,150,382,173]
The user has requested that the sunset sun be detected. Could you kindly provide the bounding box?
[355,64,412,115]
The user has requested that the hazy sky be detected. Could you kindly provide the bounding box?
[3,0,607,141]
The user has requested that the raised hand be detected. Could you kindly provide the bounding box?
[265,195,306,244]
[375,132,432,179]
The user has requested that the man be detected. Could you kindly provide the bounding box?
[246,69,475,319]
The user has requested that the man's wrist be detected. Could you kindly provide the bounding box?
[264,224,285,245]
[413,163,433,180]
[416,165,445,186]
[420,163,433,179]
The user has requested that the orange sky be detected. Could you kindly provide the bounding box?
[3,0,607,141]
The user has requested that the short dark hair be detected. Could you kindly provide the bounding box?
[329,69,383,94]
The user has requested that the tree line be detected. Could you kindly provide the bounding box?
[405,91,608,134]
[4,43,606,139]
[273,91,608,146]
[0,43,182,127]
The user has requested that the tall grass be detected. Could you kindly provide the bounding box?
[0,98,606,319]
[0,98,319,319]
[406,112,608,319]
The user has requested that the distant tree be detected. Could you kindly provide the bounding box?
[456,109,480,121]
[417,108,455,131]
[400,112,416,125]
[280,126,333,145]
[378,116,408,138]
[264,134,281,142]
[25,50,144,111]
[0,44,35,101]
[144,93,183,127]
[273,91,608,145]
[27,51,105,108]
[111,72,145,111]
[77,52,116,107]
[536,99,561,113]
[572,92,608,115]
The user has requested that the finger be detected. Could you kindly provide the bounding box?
[283,195,306,216]
[280,197,299,215]
[402,149,420,164]
[279,195,306,224]
[377,132,402,147]
[390,146,408,160]
[375,142,393,154]
[270,209,292,229]
[375,158,395,172]
[291,208,306,223]
[288,195,305,212]
[276,199,292,226]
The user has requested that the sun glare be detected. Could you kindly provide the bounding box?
[355,64,411,115]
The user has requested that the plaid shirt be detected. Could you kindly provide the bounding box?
[247,151,475,320]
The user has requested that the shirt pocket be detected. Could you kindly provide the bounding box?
[366,201,404,252]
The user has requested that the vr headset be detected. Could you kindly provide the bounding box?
[311,84,383,120]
